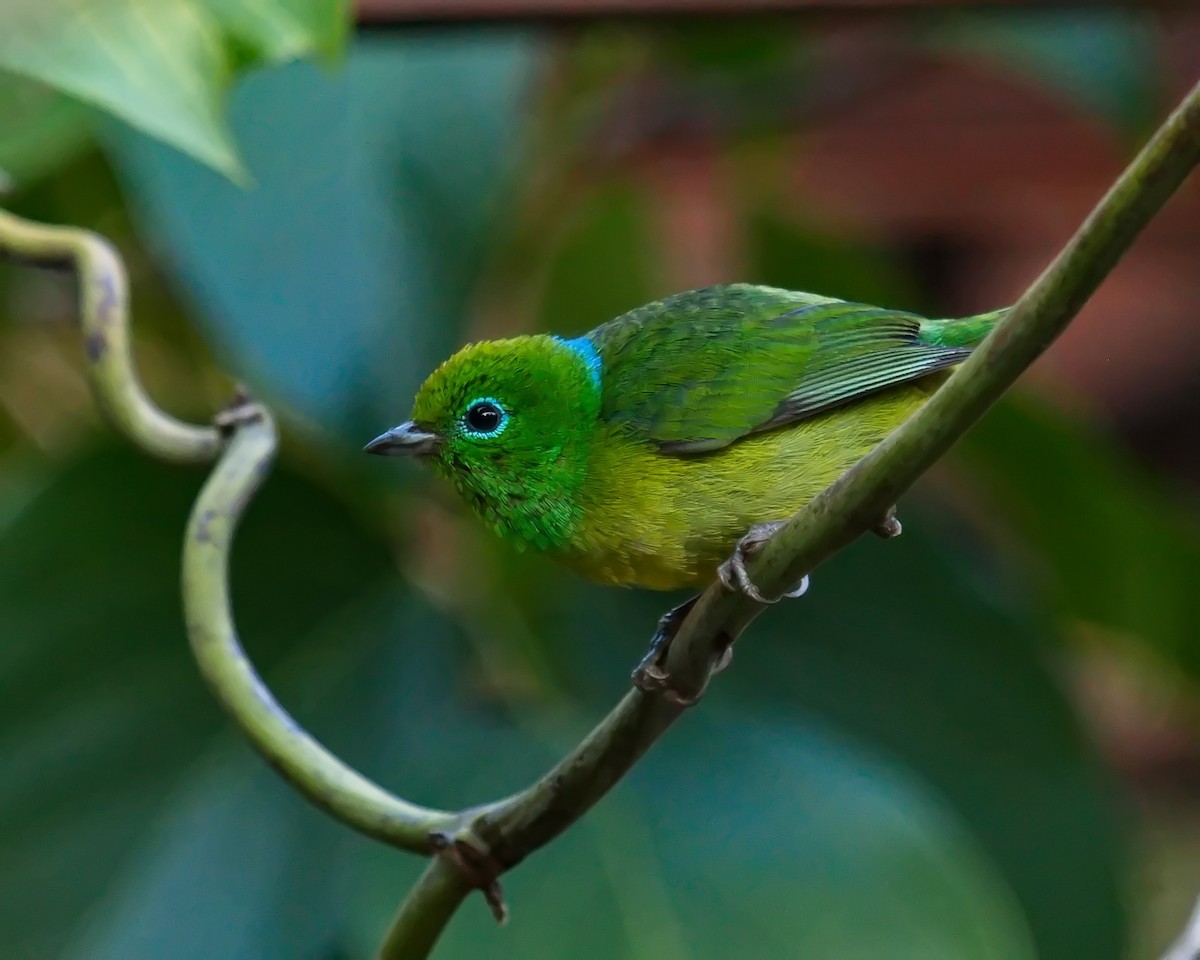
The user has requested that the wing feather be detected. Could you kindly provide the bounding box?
[588,284,971,455]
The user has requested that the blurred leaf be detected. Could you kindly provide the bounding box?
[103,33,541,443]
[2,445,1120,959]
[424,716,1038,960]
[201,0,348,65]
[955,397,1200,676]
[748,209,926,311]
[0,0,347,182]
[537,180,657,334]
[0,0,242,180]
[659,19,796,76]
[0,442,395,958]
[0,76,92,190]
[547,503,1128,960]
[926,9,1163,139]
[67,591,1038,960]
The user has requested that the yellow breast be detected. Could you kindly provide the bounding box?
[560,381,941,590]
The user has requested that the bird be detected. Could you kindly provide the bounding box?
[366,283,1001,692]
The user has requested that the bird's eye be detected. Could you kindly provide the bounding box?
[462,398,507,437]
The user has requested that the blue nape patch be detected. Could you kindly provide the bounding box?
[554,335,603,389]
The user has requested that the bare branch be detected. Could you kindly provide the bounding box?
[376,858,473,960]
[181,400,458,852]
[0,209,220,464]
[0,206,457,854]
[5,62,1197,960]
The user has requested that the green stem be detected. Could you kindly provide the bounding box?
[5,66,1197,960]
[376,859,473,960]
[465,73,1200,903]
[0,209,220,464]
[180,401,457,851]
[749,76,1200,606]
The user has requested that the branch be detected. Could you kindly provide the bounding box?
[181,401,458,852]
[0,208,457,851]
[376,858,473,960]
[5,72,1198,960]
[0,209,220,464]
[409,75,1200,937]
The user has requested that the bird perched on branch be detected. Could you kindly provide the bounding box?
[366,283,1001,687]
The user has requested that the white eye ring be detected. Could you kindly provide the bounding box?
[461,397,508,438]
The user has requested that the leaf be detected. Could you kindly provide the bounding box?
[715,515,1129,960]
[0,0,243,180]
[200,0,348,65]
[925,9,1164,140]
[63,593,1038,960]
[0,445,1128,958]
[748,208,927,312]
[0,76,92,190]
[420,716,1038,960]
[536,180,657,335]
[955,397,1200,676]
[102,33,542,442]
[0,443,396,958]
[533,509,1128,960]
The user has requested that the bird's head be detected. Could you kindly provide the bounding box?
[365,335,602,549]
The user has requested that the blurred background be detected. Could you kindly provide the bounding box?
[1,1,1199,958]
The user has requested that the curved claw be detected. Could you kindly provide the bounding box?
[874,506,903,540]
[717,522,810,604]
[631,596,736,706]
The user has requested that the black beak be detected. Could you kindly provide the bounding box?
[363,421,441,457]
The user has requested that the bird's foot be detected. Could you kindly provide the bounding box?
[717,521,810,604]
[632,596,733,707]
[873,506,902,539]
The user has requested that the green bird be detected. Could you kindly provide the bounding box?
[366,284,1000,684]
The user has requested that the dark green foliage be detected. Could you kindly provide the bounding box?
[1,14,1193,960]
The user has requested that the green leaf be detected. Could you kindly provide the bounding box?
[926,9,1164,140]
[732,525,1128,960]
[955,397,1200,676]
[748,209,927,312]
[0,0,242,180]
[200,0,348,65]
[0,443,395,958]
[61,591,1037,960]
[536,180,658,335]
[0,76,92,190]
[421,716,1037,960]
[103,34,541,441]
[545,507,1128,960]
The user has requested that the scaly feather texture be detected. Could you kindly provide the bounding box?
[390,283,1003,589]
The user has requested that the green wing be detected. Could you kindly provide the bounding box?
[588,283,980,454]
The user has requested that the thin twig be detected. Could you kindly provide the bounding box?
[0,207,456,851]
[180,400,458,852]
[0,209,220,464]
[5,71,1198,960]
[449,76,1200,872]
[376,858,473,960]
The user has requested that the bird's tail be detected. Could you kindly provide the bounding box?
[918,308,1007,350]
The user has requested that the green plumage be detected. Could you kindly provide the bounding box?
[375,283,1003,589]
[592,285,999,453]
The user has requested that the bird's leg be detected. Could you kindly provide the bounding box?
[717,521,810,604]
[632,596,697,690]
[873,505,902,539]
[632,596,735,706]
